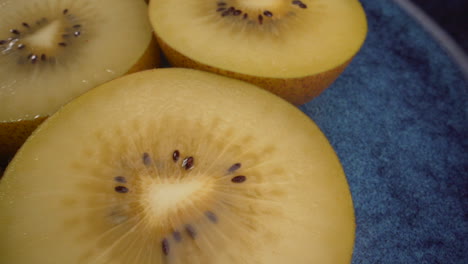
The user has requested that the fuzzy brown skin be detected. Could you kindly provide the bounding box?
[0,36,160,167]
[0,117,47,169]
[127,36,160,74]
[156,36,352,106]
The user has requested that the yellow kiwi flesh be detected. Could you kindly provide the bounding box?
[150,0,367,105]
[0,68,355,263]
[0,0,159,164]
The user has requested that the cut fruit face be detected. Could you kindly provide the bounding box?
[150,0,367,78]
[0,0,158,164]
[0,68,355,264]
[0,0,155,122]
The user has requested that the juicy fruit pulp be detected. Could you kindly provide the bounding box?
[0,0,158,164]
[150,0,367,105]
[0,68,355,264]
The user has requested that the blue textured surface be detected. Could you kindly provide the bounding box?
[299,1,467,263]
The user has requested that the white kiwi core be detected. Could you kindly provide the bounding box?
[142,178,213,224]
[24,20,62,49]
[236,0,285,10]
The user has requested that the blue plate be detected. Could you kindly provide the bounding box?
[300,1,467,263]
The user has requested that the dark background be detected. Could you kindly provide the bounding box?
[412,0,468,54]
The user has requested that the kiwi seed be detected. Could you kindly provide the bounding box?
[263,10,273,17]
[162,238,170,256]
[143,152,152,166]
[185,224,197,239]
[231,175,247,183]
[114,186,129,194]
[172,150,180,162]
[205,211,218,223]
[181,156,195,170]
[173,231,182,242]
[227,162,242,173]
[114,176,127,183]
[292,0,308,9]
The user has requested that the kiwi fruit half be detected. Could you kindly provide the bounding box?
[0,0,159,165]
[149,0,367,105]
[0,68,355,263]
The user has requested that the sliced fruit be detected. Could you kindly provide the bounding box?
[0,0,160,164]
[0,68,355,264]
[149,0,367,105]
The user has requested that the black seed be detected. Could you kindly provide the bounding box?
[10,29,20,35]
[217,2,227,6]
[264,10,273,17]
[73,24,81,28]
[228,163,242,173]
[258,15,263,25]
[243,13,248,19]
[233,10,242,16]
[161,238,170,256]
[17,44,25,49]
[114,176,127,183]
[58,42,67,47]
[231,175,247,183]
[41,54,46,61]
[205,211,218,223]
[115,186,129,193]
[74,31,81,37]
[22,22,30,28]
[216,7,226,12]
[30,54,38,64]
[172,150,180,162]
[182,157,194,170]
[173,231,182,242]
[221,7,235,16]
[63,9,69,15]
[143,152,151,166]
[292,0,307,8]
[0,40,6,45]
[185,225,197,239]
[27,54,33,59]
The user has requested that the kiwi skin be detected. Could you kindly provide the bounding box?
[0,37,160,168]
[156,37,352,106]
[0,117,47,170]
